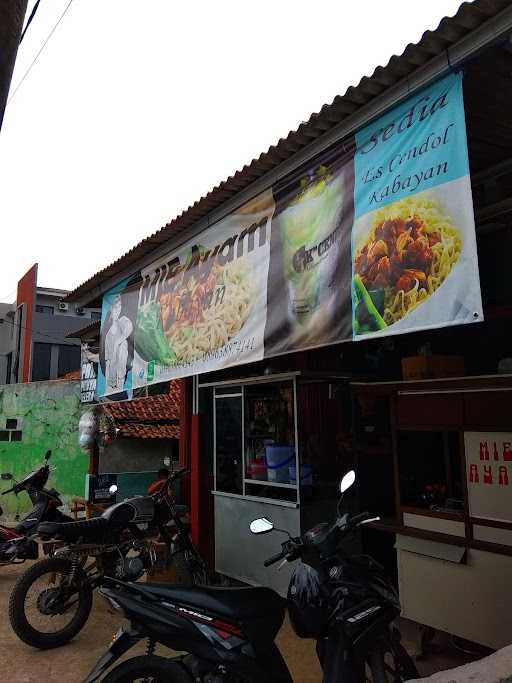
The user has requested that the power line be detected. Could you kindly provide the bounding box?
[0,288,17,304]
[20,0,42,44]
[0,311,87,345]
[7,0,75,106]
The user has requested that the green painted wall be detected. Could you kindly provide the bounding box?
[0,379,88,518]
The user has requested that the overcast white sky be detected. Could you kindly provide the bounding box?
[0,0,464,301]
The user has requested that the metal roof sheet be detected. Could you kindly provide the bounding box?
[66,0,512,304]
[65,319,101,339]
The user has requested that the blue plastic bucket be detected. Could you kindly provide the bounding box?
[265,446,295,483]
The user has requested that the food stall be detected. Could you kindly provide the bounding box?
[197,371,352,593]
[64,2,512,652]
[350,373,512,649]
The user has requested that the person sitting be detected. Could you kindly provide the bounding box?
[147,468,170,495]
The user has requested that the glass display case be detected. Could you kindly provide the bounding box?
[214,378,298,504]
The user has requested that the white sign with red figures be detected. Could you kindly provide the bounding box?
[465,431,512,523]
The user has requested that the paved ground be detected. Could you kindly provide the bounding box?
[0,562,481,682]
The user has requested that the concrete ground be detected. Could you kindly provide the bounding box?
[0,562,492,682]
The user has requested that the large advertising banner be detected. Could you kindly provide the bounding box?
[132,191,275,388]
[352,72,483,339]
[96,72,483,396]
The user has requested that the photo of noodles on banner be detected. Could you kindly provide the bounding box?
[131,190,275,385]
[352,71,482,339]
[354,195,462,330]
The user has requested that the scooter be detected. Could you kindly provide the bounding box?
[0,450,72,565]
[83,471,419,683]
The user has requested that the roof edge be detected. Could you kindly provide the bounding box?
[65,1,512,306]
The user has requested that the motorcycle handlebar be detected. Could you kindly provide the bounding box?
[169,468,189,482]
[264,550,286,567]
[349,511,373,527]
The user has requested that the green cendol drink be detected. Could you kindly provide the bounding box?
[281,166,345,323]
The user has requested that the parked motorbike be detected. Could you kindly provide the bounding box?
[0,450,72,565]
[8,466,208,650]
[82,470,419,683]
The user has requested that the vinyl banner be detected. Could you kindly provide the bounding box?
[352,71,483,339]
[97,278,136,399]
[97,72,482,394]
[132,191,275,387]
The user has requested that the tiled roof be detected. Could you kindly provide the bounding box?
[118,423,180,439]
[104,381,181,440]
[106,382,181,422]
[61,369,81,380]
[65,0,512,305]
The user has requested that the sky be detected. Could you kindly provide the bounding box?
[0,0,464,301]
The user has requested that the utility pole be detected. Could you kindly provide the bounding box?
[0,0,28,131]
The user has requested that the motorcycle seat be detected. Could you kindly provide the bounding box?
[140,583,285,621]
[38,516,109,541]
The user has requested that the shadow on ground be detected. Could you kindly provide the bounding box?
[0,562,479,682]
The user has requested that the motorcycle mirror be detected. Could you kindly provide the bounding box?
[250,518,274,535]
[109,484,118,495]
[340,470,356,494]
[44,450,52,461]
[1,473,13,481]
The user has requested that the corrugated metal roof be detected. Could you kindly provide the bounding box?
[66,0,511,303]
[66,319,101,339]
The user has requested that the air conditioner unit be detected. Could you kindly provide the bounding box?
[58,302,69,312]
[76,307,84,316]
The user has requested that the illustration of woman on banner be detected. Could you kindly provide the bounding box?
[103,293,134,393]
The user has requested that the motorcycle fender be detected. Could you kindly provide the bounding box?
[82,627,142,683]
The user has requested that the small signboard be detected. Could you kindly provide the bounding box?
[465,431,512,523]
[87,472,117,503]
[81,343,99,403]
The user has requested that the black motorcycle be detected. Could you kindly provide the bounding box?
[0,450,72,565]
[8,466,208,650]
[82,470,419,683]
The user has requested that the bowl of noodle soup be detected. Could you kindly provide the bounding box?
[353,196,462,332]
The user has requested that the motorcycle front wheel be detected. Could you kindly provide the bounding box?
[101,656,191,683]
[366,636,419,682]
[8,556,93,649]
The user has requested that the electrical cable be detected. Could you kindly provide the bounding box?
[19,0,42,44]
[7,0,75,106]
[0,310,90,345]
[0,288,17,304]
